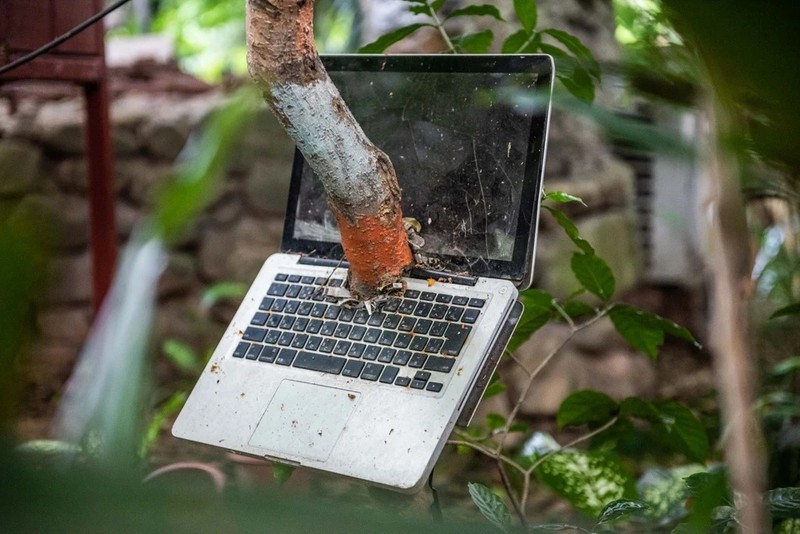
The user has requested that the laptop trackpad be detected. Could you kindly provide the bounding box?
[249,380,360,462]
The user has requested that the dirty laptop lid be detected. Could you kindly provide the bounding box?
[173,54,554,492]
[282,54,553,289]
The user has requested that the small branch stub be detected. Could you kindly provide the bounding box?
[246,0,413,299]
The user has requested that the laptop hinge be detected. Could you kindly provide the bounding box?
[297,257,478,287]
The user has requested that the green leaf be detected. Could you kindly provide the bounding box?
[358,23,429,54]
[557,390,618,429]
[768,487,800,519]
[683,469,730,532]
[772,302,800,319]
[467,482,512,532]
[609,304,698,359]
[771,356,800,377]
[445,5,503,22]
[513,0,538,33]
[637,465,705,523]
[482,376,507,399]
[540,44,596,102]
[620,397,709,462]
[543,191,586,206]
[485,413,506,431]
[560,300,596,320]
[140,391,187,457]
[597,499,650,524]
[201,281,247,309]
[272,462,295,486]
[162,339,201,373]
[544,207,594,255]
[501,29,533,54]
[571,253,615,302]
[541,28,601,79]
[452,30,494,54]
[535,451,636,516]
[507,289,554,353]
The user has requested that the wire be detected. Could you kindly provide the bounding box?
[0,0,133,76]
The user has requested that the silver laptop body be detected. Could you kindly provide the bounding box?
[173,54,554,492]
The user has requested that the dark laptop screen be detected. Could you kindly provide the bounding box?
[283,55,552,285]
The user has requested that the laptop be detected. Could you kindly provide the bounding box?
[173,54,554,492]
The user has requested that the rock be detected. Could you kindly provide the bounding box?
[47,194,91,250]
[198,215,284,282]
[243,159,293,215]
[46,252,93,305]
[544,159,636,219]
[209,191,244,227]
[35,100,86,155]
[572,349,657,399]
[54,158,89,193]
[111,126,140,156]
[0,140,43,196]
[119,158,173,206]
[545,110,611,180]
[140,119,190,161]
[115,201,143,238]
[36,306,91,347]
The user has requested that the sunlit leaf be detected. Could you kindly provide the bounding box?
[513,0,538,33]
[272,462,295,486]
[768,487,800,519]
[771,356,800,377]
[201,281,247,309]
[140,391,187,457]
[445,5,503,22]
[482,376,507,399]
[597,499,650,524]
[543,191,586,206]
[162,339,201,373]
[486,413,506,431]
[535,451,636,516]
[637,465,705,523]
[357,23,429,54]
[452,30,494,54]
[682,468,730,532]
[541,28,601,79]
[557,390,618,429]
[571,253,615,302]
[468,482,512,532]
[501,29,532,54]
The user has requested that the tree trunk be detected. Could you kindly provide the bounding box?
[245,0,412,299]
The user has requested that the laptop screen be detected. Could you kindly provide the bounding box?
[282,55,553,286]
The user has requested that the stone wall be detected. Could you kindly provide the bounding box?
[2,20,709,440]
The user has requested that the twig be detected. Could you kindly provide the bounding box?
[446,439,526,476]
[425,1,457,53]
[497,459,528,530]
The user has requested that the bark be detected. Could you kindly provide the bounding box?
[245,0,412,299]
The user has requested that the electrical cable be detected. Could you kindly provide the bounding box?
[0,0,133,76]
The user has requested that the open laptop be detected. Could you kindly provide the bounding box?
[173,54,554,492]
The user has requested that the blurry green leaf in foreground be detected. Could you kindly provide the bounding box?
[54,90,254,467]
[467,482,512,532]
[506,289,554,353]
[596,498,649,525]
[557,390,618,429]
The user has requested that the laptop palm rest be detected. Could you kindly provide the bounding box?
[249,380,360,462]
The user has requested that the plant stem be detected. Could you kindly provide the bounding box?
[514,31,539,54]
[496,459,528,529]
[425,1,457,53]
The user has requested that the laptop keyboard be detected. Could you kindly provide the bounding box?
[231,272,486,393]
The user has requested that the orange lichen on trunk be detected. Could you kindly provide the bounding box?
[336,212,413,299]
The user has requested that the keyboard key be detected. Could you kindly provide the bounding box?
[307,319,323,334]
[404,289,420,299]
[271,299,287,312]
[232,341,249,358]
[292,317,309,332]
[293,351,345,375]
[393,350,412,365]
[334,323,351,339]
[320,321,337,336]
[286,285,301,298]
[409,353,427,368]
[324,305,341,320]
[279,316,295,330]
[383,314,401,329]
[425,338,444,353]
[245,344,262,360]
[462,309,480,324]
[452,296,469,306]
[380,366,400,384]
[267,283,289,297]
[353,309,370,324]
[361,363,384,381]
[251,312,268,326]
[291,334,309,349]
[259,346,279,363]
[349,325,366,341]
[328,278,344,287]
[426,382,443,392]
[394,333,412,348]
[445,306,464,322]
[297,302,313,316]
[442,324,471,356]
[301,275,315,284]
[310,303,327,318]
[363,346,380,361]
[364,328,381,343]
[342,359,365,377]
[348,343,366,358]
[265,330,280,344]
[266,314,282,327]
[306,336,322,351]
[314,277,327,285]
[398,300,416,314]
[319,338,336,353]
[276,348,297,365]
[413,319,432,334]
[367,312,386,326]
[383,298,401,312]
[339,308,355,322]
[378,331,397,346]
[435,294,452,304]
[275,273,288,282]
[424,355,454,373]
[414,371,431,382]
[243,327,267,342]
[430,304,448,320]
[259,297,274,311]
[420,291,436,301]
[430,321,448,337]
[378,348,396,363]
[409,336,428,351]
[413,302,432,317]
[284,301,300,314]
[410,379,426,389]
[288,274,301,283]
[298,286,315,299]
[398,316,416,332]
[277,332,294,346]
[333,340,351,355]
[468,298,486,308]
[395,376,411,387]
